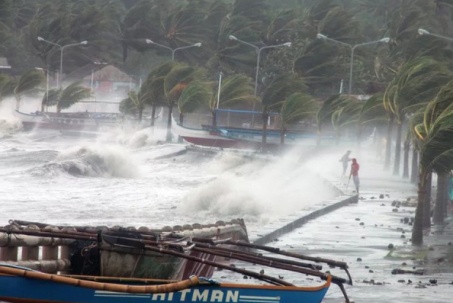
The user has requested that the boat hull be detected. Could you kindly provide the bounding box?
[15,110,121,132]
[171,116,325,152]
[172,119,273,151]
[0,273,330,303]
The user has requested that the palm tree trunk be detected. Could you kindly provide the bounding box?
[212,110,217,128]
[138,107,143,122]
[393,121,402,176]
[411,147,419,184]
[261,113,269,145]
[166,104,173,142]
[412,169,428,245]
[150,104,157,127]
[402,139,410,178]
[423,171,432,228]
[179,113,184,125]
[433,173,448,224]
[15,95,20,110]
[384,115,394,170]
[316,129,322,146]
[280,127,286,145]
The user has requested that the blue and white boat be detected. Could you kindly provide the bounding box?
[0,235,353,303]
[0,265,334,303]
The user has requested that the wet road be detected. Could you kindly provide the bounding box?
[213,192,453,303]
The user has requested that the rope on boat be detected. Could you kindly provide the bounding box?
[0,265,200,294]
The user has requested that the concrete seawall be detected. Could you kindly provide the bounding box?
[253,194,358,245]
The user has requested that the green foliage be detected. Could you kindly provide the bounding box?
[360,93,388,126]
[0,74,15,101]
[57,81,91,111]
[178,81,211,115]
[42,88,60,108]
[209,74,256,110]
[317,94,359,132]
[14,69,44,98]
[384,56,452,123]
[280,92,319,129]
[261,73,306,111]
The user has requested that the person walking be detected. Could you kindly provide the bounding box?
[339,150,351,176]
[349,158,360,193]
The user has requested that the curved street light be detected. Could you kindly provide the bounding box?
[37,37,88,90]
[317,33,390,95]
[145,39,202,61]
[418,28,453,42]
[229,35,291,126]
[229,35,292,97]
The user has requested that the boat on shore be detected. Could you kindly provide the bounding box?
[0,218,249,280]
[0,236,353,303]
[15,104,162,132]
[172,112,329,152]
[15,110,124,132]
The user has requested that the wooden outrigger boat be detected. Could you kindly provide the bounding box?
[0,237,353,303]
[0,219,249,280]
[171,109,335,152]
[15,110,124,131]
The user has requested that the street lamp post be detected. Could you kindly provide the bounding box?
[316,33,390,95]
[229,35,292,97]
[37,37,88,90]
[145,39,202,61]
[229,35,291,126]
[418,28,453,42]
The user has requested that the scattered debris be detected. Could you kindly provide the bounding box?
[391,268,424,275]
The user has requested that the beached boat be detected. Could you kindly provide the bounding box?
[0,218,249,280]
[16,110,124,132]
[172,109,334,151]
[15,105,162,132]
[0,237,353,303]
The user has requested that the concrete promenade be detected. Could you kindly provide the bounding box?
[261,153,453,303]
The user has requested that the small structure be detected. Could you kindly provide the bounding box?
[66,64,138,102]
[0,57,11,73]
[83,65,138,100]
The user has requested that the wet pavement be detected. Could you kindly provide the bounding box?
[213,154,453,303]
[278,194,453,303]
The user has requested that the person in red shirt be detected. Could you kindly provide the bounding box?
[350,158,360,193]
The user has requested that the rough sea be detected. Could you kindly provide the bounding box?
[1,99,452,303]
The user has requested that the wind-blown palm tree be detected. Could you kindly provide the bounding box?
[43,82,91,113]
[14,69,45,110]
[261,73,306,145]
[279,93,319,144]
[317,94,360,145]
[411,93,453,245]
[177,81,211,126]
[56,82,91,113]
[140,62,175,126]
[359,92,388,144]
[120,91,146,121]
[383,57,452,176]
[0,74,15,102]
[207,73,255,128]
[162,63,204,141]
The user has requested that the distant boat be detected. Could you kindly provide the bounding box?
[15,108,163,132]
[172,109,330,151]
[15,110,124,132]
